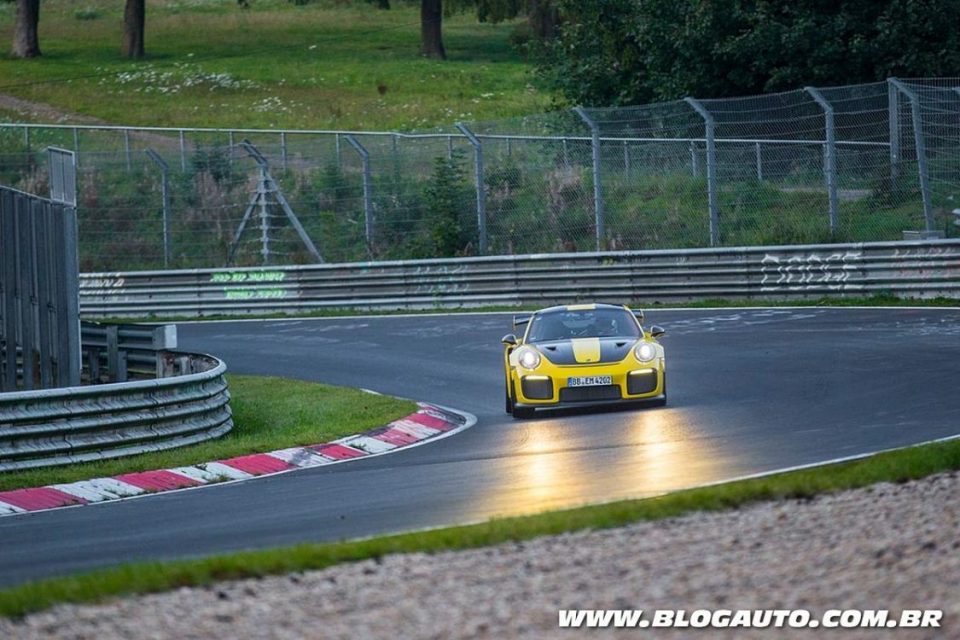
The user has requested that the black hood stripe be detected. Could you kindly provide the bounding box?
[537,338,635,365]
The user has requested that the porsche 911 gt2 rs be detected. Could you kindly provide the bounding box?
[502,303,666,418]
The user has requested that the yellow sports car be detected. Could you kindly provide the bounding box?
[502,303,666,418]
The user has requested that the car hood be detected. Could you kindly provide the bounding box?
[534,337,637,365]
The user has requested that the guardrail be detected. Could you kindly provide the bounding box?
[0,350,231,471]
[77,239,960,317]
[81,321,177,383]
[1,321,230,471]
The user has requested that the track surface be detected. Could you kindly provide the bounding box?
[2,308,959,586]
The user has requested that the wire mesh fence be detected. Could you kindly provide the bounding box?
[1,77,958,272]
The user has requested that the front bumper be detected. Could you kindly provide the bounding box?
[511,361,665,408]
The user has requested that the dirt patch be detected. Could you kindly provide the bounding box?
[0,93,103,125]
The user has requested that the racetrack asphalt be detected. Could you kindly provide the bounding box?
[1,307,958,587]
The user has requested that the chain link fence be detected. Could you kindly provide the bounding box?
[0,77,957,271]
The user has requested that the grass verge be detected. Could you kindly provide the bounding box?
[1,435,958,618]
[0,0,545,130]
[0,374,416,493]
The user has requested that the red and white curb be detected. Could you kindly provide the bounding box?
[0,403,474,518]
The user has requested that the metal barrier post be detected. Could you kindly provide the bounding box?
[23,126,30,151]
[345,135,375,250]
[684,98,720,246]
[146,149,172,268]
[124,129,132,172]
[755,142,763,181]
[280,132,288,171]
[456,123,488,254]
[889,79,934,231]
[806,87,839,234]
[574,107,605,251]
[72,128,80,168]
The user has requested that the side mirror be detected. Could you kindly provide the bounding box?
[649,325,665,339]
[501,333,518,346]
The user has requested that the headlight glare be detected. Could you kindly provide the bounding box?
[634,342,656,363]
[517,347,541,369]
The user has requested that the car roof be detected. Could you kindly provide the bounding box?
[534,303,629,315]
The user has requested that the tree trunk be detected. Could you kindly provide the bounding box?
[420,0,446,60]
[122,0,146,59]
[529,0,558,41]
[11,0,41,59]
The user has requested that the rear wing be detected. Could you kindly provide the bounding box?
[513,314,531,329]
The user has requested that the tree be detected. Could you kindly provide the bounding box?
[122,0,146,59]
[534,0,960,107]
[11,0,41,58]
[420,0,446,59]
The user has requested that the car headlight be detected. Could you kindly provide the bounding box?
[634,342,656,363]
[516,346,541,370]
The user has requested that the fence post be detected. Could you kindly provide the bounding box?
[178,130,187,172]
[124,129,132,172]
[684,98,719,246]
[805,86,839,235]
[888,79,934,231]
[574,107,605,251]
[623,140,631,178]
[392,134,401,185]
[345,135,374,250]
[888,79,900,182]
[456,123,488,255]
[73,128,80,168]
[23,126,30,152]
[754,142,763,181]
[690,141,699,176]
[146,149,172,268]
[335,133,342,168]
[280,132,288,171]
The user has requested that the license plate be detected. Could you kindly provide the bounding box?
[567,375,612,387]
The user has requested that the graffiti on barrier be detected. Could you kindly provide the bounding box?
[79,276,126,290]
[210,271,286,284]
[224,288,288,300]
[760,251,862,292]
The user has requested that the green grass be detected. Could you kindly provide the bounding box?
[0,374,416,492]
[0,0,547,131]
[1,434,958,618]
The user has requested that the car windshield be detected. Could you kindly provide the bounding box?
[525,308,641,342]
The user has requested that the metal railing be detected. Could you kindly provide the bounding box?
[0,322,232,471]
[80,321,177,383]
[76,239,960,318]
